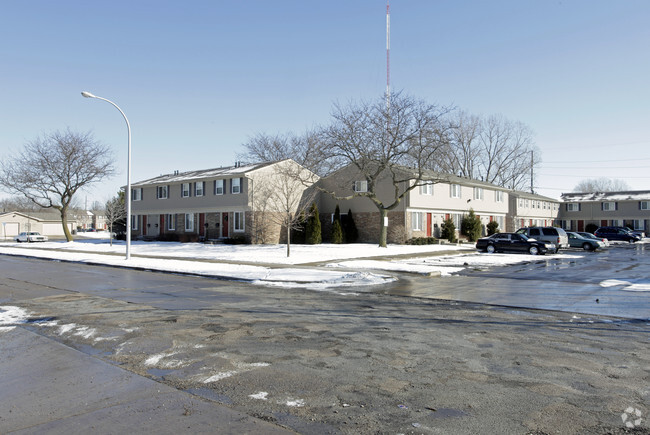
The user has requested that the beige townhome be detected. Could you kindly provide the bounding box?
[129,160,318,243]
[506,191,561,232]
[318,165,510,243]
[558,191,650,233]
[0,211,77,239]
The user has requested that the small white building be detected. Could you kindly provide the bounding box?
[0,211,77,240]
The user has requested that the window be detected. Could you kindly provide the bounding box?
[181,183,191,198]
[602,201,617,211]
[157,185,168,199]
[166,214,175,231]
[566,203,579,212]
[420,181,433,195]
[611,219,621,227]
[495,191,504,202]
[214,179,224,195]
[231,178,241,194]
[132,188,142,201]
[518,198,524,207]
[353,180,368,193]
[411,212,423,231]
[525,199,530,208]
[640,201,649,210]
[473,187,484,200]
[450,184,461,198]
[195,182,204,197]
[234,211,245,232]
[634,220,644,230]
[185,213,194,232]
[131,214,138,230]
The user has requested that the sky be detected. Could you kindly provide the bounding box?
[1,0,649,206]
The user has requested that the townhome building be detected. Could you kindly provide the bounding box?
[558,191,650,233]
[0,211,77,239]
[506,191,561,232]
[129,160,318,243]
[318,165,510,242]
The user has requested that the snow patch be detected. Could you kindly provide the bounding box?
[249,391,269,400]
[0,306,30,326]
[600,279,650,292]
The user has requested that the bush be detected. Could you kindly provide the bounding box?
[331,219,343,244]
[486,220,499,236]
[305,202,322,244]
[461,209,482,242]
[223,235,248,244]
[406,237,437,245]
[585,223,598,233]
[441,218,457,243]
[343,209,359,243]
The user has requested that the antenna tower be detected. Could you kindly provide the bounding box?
[386,0,391,111]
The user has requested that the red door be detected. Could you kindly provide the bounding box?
[601,220,608,227]
[426,213,432,237]
[159,215,165,234]
[222,212,229,238]
[199,213,205,236]
[577,220,584,231]
[142,215,147,236]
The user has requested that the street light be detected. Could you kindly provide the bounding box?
[81,91,132,260]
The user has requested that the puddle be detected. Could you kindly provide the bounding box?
[147,368,174,378]
[185,387,233,405]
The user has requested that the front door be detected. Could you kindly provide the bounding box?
[426,213,432,237]
[142,215,147,236]
[199,213,205,237]
[222,212,229,238]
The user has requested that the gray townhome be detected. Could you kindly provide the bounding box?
[506,191,561,232]
[558,191,650,233]
[129,160,318,243]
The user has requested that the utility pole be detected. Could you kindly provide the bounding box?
[530,150,535,194]
[386,0,390,111]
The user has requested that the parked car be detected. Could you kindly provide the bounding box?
[476,232,555,255]
[566,231,605,251]
[630,230,646,239]
[594,226,641,243]
[577,232,609,247]
[15,232,49,242]
[515,227,569,250]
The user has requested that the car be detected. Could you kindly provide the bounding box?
[565,231,605,251]
[476,232,555,255]
[15,232,48,242]
[515,226,569,250]
[594,226,641,243]
[577,231,609,247]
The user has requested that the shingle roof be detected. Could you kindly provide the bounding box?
[561,191,650,202]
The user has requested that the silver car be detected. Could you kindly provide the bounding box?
[515,227,569,250]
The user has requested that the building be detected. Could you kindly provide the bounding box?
[0,211,77,239]
[558,191,650,233]
[318,165,510,243]
[129,160,318,243]
[506,191,561,232]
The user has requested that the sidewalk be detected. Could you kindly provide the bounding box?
[0,327,293,434]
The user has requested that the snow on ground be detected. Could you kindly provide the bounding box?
[0,305,31,332]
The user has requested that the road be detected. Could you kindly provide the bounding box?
[1,250,649,434]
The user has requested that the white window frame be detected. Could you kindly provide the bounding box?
[166,214,175,231]
[195,182,204,197]
[633,219,644,230]
[602,201,616,211]
[640,201,649,210]
[157,185,168,199]
[132,188,142,201]
[185,213,194,232]
[234,211,245,232]
[231,178,241,194]
[419,181,433,195]
[354,180,368,193]
[450,184,461,199]
[214,179,224,195]
[495,191,504,203]
[566,203,579,212]
[181,183,191,198]
[473,187,484,200]
[131,214,139,230]
[411,212,423,231]
[611,219,621,227]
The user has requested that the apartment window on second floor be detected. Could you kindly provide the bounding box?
[602,201,617,211]
[353,180,368,193]
[640,201,650,210]
[420,181,433,195]
[566,203,580,212]
[157,185,168,199]
[195,181,204,197]
[495,191,504,202]
[450,184,461,199]
[473,187,484,200]
[181,183,191,198]
[214,179,224,195]
[132,188,142,201]
[231,178,241,194]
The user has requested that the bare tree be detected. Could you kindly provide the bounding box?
[105,192,126,246]
[318,92,454,247]
[249,160,318,256]
[0,129,116,241]
[0,196,45,213]
[573,178,631,192]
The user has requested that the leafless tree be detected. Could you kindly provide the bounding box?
[0,129,116,241]
[318,92,454,247]
[573,178,631,193]
[249,160,318,256]
[105,192,126,246]
[0,196,45,213]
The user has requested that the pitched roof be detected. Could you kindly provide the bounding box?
[561,191,650,202]
[509,190,559,202]
[131,161,281,187]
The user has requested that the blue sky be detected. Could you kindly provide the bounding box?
[2,1,649,205]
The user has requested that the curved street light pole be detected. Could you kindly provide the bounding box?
[81,91,132,260]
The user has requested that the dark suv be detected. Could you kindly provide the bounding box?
[515,227,569,250]
[594,226,641,243]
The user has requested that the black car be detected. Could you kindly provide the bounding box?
[476,232,554,255]
[594,226,641,243]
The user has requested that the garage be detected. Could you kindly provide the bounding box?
[2,222,19,237]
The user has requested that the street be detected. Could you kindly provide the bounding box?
[1,248,649,434]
